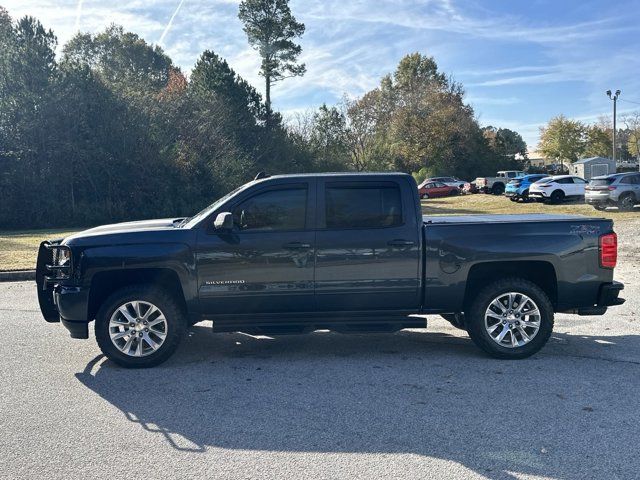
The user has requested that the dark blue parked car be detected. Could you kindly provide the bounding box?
[505,174,549,202]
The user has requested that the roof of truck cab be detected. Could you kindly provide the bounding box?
[265,172,411,179]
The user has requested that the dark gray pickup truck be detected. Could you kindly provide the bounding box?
[36,173,624,367]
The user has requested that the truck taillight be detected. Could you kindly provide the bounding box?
[599,233,617,268]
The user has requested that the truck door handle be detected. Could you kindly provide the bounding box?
[387,239,415,246]
[283,242,311,249]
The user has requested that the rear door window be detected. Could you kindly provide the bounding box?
[326,185,403,229]
[619,175,640,185]
[557,177,574,184]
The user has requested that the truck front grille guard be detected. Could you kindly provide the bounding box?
[38,241,72,287]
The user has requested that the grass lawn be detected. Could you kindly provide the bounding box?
[1,194,638,271]
[0,229,78,272]
[422,193,640,221]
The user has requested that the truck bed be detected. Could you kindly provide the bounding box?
[424,213,603,225]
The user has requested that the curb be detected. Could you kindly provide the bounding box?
[0,270,36,282]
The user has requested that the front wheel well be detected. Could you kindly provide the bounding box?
[463,261,557,311]
[87,268,186,321]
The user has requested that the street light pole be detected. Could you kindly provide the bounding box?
[606,89,621,162]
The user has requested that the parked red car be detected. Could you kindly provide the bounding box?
[418,180,460,199]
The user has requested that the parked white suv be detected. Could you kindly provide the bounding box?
[529,175,587,203]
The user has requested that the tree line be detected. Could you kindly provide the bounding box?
[538,114,640,167]
[0,2,528,229]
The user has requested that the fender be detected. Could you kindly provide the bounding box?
[79,242,198,316]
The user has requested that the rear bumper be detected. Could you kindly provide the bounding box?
[528,191,547,198]
[598,281,625,307]
[571,281,625,316]
[585,196,612,205]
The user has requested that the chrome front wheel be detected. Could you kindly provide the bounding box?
[108,301,168,357]
[484,292,541,348]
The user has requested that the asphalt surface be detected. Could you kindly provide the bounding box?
[1,221,639,480]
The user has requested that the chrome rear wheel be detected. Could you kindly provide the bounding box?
[484,292,541,348]
[465,277,553,359]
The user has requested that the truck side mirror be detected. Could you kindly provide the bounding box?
[214,212,233,230]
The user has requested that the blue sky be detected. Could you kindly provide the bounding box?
[4,0,640,148]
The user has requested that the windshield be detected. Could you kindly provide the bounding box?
[181,181,254,228]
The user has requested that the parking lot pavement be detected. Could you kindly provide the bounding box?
[0,278,637,480]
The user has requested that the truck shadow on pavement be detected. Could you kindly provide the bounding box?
[76,325,639,480]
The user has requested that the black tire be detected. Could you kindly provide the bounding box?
[95,285,187,368]
[593,204,607,211]
[549,190,564,204]
[440,313,466,330]
[509,196,518,202]
[520,189,529,202]
[492,183,505,195]
[618,193,636,212]
[465,277,554,359]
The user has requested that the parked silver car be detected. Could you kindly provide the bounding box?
[426,176,467,189]
[585,173,640,211]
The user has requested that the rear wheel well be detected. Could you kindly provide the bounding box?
[463,261,557,311]
[88,268,186,321]
[619,191,635,200]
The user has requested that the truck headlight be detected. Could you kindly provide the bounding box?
[55,248,70,266]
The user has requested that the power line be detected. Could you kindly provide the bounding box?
[620,98,640,107]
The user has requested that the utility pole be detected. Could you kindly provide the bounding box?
[606,90,621,162]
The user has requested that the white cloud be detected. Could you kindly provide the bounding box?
[299,0,630,45]
[73,0,84,32]
[158,0,187,46]
[2,0,638,149]
[466,95,521,106]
